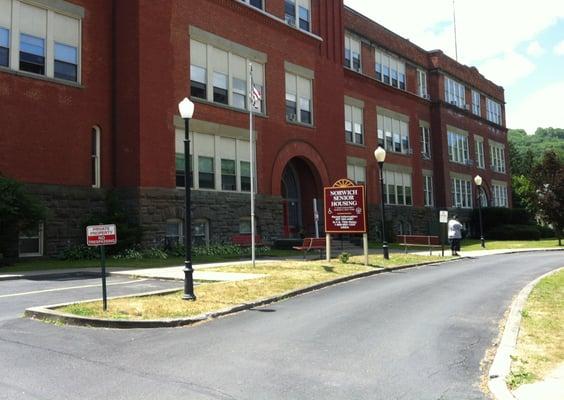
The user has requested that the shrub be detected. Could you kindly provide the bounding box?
[537,225,555,238]
[339,252,351,264]
[58,244,99,260]
[487,224,540,240]
[142,247,168,259]
[112,247,143,260]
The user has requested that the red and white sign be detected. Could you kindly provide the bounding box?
[324,179,367,234]
[86,224,117,246]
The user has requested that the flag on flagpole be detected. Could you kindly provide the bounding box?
[251,84,262,108]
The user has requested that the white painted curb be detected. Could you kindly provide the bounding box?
[488,267,563,400]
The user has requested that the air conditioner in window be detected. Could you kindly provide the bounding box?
[287,113,297,122]
[422,153,431,160]
[465,159,474,166]
[406,148,413,155]
[285,16,296,26]
[354,66,361,73]
[465,104,471,111]
[450,100,457,105]
[423,94,431,100]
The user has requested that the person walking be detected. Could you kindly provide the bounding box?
[447,215,463,256]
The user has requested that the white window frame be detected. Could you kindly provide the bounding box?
[285,0,311,32]
[383,170,413,206]
[285,71,313,125]
[347,164,366,185]
[474,136,485,169]
[91,126,101,188]
[377,112,410,155]
[486,98,502,125]
[420,123,431,159]
[18,222,44,257]
[451,177,473,208]
[193,218,210,247]
[423,175,433,207]
[165,218,183,246]
[345,103,364,145]
[444,76,466,108]
[489,141,506,173]
[417,69,428,98]
[1,0,82,83]
[344,33,361,72]
[447,128,470,165]
[492,184,508,207]
[472,90,481,116]
[375,48,405,90]
[190,38,265,114]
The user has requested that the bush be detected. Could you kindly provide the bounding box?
[112,248,143,260]
[487,224,541,240]
[538,225,555,238]
[339,252,351,264]
[58,244,99,260]
[142,247,168,259]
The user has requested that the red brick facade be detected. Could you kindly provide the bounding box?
[0,0,510,254]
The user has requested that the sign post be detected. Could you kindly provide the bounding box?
[324,179,368,265]
[87,224,117,311]
[439,211,448,257]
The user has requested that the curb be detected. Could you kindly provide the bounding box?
[488,266,564,400]
[24,258,453,329]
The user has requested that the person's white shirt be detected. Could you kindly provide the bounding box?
[448,219,463,239]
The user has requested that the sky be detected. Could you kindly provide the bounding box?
[343,0,564,135]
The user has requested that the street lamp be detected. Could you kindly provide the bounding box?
[474,174,485,248]
[178,97,196,300]
[374,146,389,259]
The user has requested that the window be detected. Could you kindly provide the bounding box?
[0,27,9,67]
[198,156,215,189]
[383,170,412,205]
[475,136,485,169]
[18,223,44,257]
[175,131,251,192]
[165,219,183,247]
[221,159,236,191]
[285,0,310,31]
[344,34,361,71]
[377,113,410,154]
[423,175,433,207]
[347,164,366,185]
[375,49,405,90]
[240,161,251,192]
[241,0,263,9]
[285,72,312,124]
[472,90,481,116]
[190,38,265,112]
[444,76,466,108]
[19,33,44,74]
[490,142,506,173]
[193,219,210,246]
[91,127,100,188]
[451,177,473,208]
[486,98,502,125]
[420,124,431,159]
[239,217,252,234]
[345,103,363,145]
[54,43,77,81]
[417,69,428,98]
[492,184,508,207]
[447,129,469,164]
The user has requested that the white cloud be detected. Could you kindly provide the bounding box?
[508,82,564,133]
[344,0,564,67]
[477,52,536,87]
[526,41,545,57]
[554,40,564,55]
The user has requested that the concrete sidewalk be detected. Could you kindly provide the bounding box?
[513,363,564,400]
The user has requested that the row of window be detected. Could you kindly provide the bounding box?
[0,0,80,82]
[376,114,410,155]
[239,0,311,33]
[375,49,406,90]
[447,129,507,173]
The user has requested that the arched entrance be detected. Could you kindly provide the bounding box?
[281,157,322,238]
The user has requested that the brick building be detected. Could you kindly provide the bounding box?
[0,0,510,257]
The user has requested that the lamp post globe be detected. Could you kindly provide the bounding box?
[474,174,485,249]
[374,146,389,260]
[178,97,196,300]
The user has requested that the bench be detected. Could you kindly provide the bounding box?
[231,234,264,247]
[397,234,441,255]
[292,237,326,259]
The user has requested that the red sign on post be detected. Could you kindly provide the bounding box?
[86,224,117,246]
[324,179,367,233]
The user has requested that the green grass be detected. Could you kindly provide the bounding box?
[508,269,564,389]
[368,238,561,252]
[59,254,450,320]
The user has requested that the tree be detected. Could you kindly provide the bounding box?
[530,151,564,245]
[0,174,47,264]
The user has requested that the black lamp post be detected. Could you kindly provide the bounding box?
[178,97,196,300]
[374,146,389,259]
[474,174,485,248]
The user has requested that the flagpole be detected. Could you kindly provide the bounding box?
[249,63,256,268]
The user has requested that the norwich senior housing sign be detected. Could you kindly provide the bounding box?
[324,179,366,234]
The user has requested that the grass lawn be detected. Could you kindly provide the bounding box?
[0,248,301,273]
[507,269,564,389]
[59,253,449,320]
[461,238,562,251]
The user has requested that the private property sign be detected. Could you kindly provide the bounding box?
[86,224,117,246]
[324,179,366,233]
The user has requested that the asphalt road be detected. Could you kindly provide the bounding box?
[0,251,562,400]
